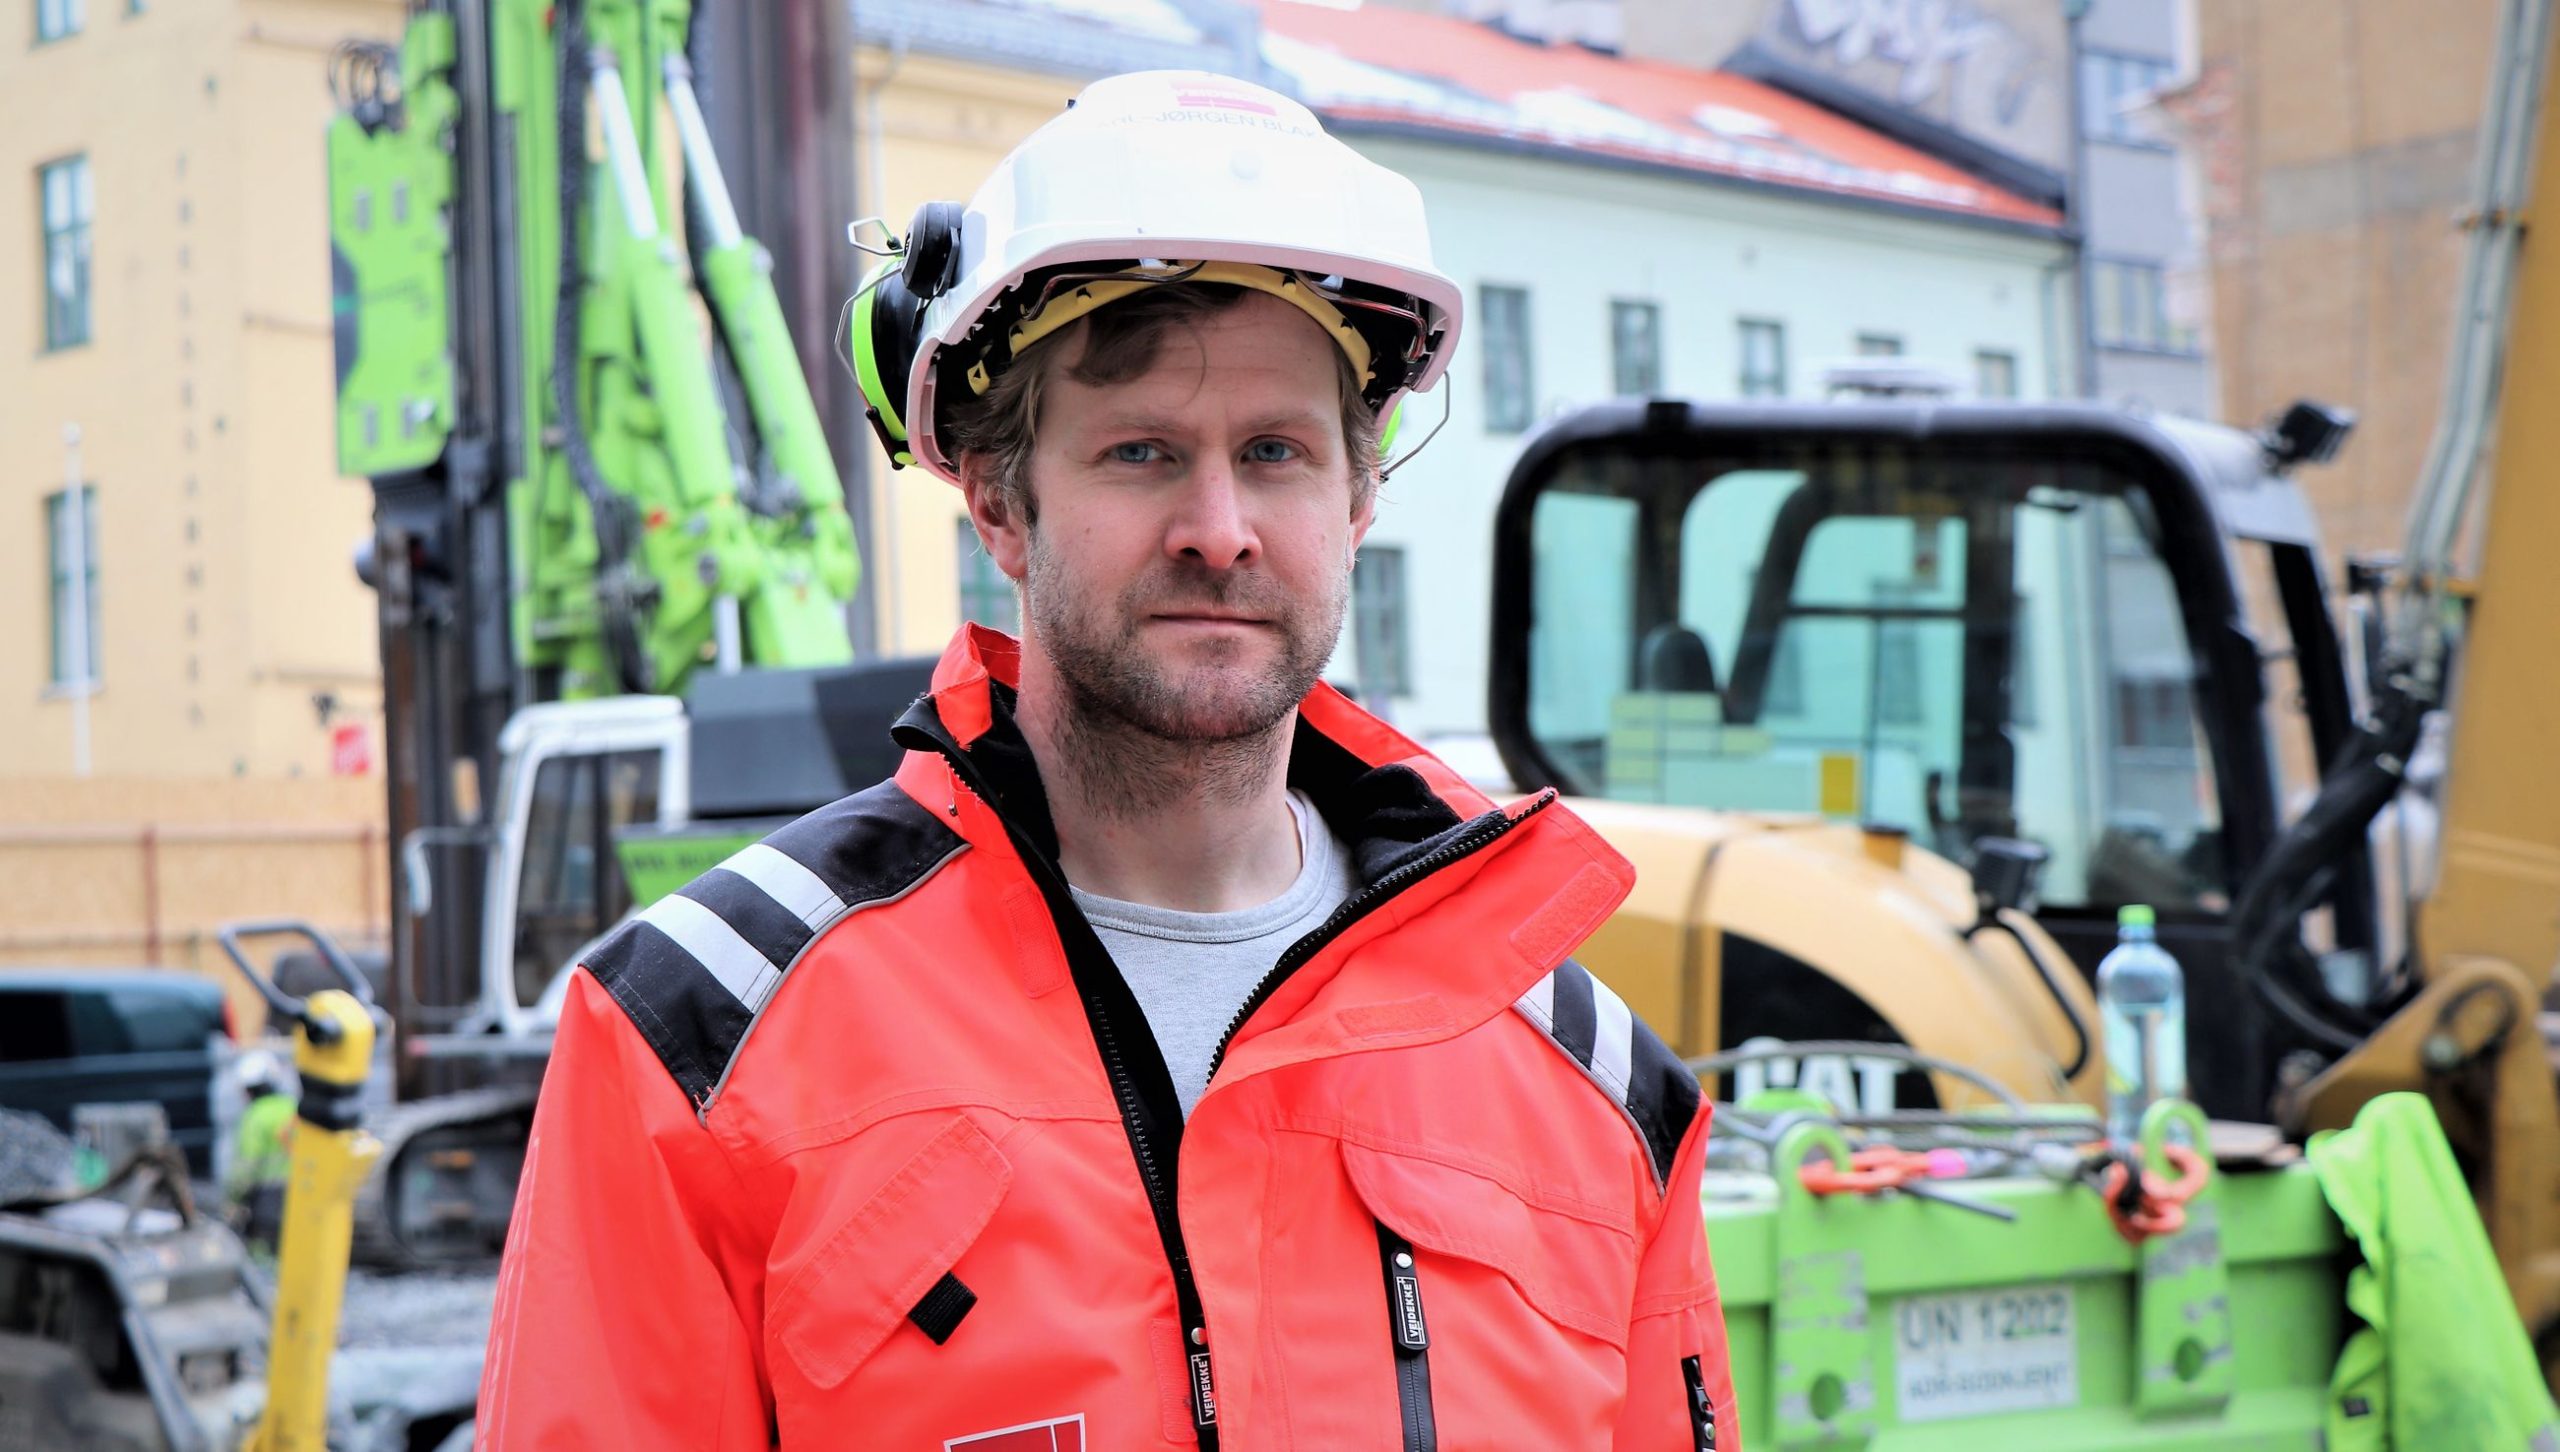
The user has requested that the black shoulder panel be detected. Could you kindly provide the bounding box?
[582,779,963,1108]
[1511,959,1703,1189]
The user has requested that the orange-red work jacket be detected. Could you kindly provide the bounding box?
[477,626,1735,1450]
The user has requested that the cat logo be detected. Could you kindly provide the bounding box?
[1726,1035,1915,1114]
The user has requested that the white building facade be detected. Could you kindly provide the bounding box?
[1315,133,2072,742]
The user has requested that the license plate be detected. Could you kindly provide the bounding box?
[1891,1282,2078,1421]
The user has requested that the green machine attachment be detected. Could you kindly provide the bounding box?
[1708,1087,2343,1448]
[327,0,859,703]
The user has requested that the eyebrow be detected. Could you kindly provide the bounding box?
[1087,410,1332,437]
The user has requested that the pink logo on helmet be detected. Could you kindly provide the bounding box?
[1175,88,1277,115]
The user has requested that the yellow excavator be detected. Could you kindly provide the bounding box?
[1494,0,2560,1366]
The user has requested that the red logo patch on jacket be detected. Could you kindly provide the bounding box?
[945,1414,1085,1451]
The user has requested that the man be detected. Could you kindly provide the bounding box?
[479,70,1732,1449]
[225,1048,294,1253]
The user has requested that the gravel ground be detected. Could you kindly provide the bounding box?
[337,1266,500,1350]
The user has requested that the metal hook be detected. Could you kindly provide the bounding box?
[845,216,905,257]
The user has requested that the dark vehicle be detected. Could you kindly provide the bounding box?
[0,970,233,1179]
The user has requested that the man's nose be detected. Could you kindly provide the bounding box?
[1165,457,1257,570]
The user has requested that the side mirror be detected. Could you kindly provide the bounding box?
[2260,399,2356,470]
[1970,836,2050,920]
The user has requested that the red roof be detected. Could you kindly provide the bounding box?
[1254,0,2062,230]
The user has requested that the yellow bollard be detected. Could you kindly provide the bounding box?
[247,987,382,1452]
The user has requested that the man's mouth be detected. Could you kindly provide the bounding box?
[1151,610,1268,626]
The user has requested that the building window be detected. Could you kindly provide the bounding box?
[954,517,1018,636]
[1609,300,1662,398]
[1480,284,1534,433]
[2089,258,2199,354]
[39,155,93,350]
[1350,545,1412,700]
[47,485,100,686]
[36,0,82,41]
[1738,318,1787,398]
[2115,675,2195,751]
[1974,349,2019,399]
[1855,332,1904,357]
[2080,50,2176,148]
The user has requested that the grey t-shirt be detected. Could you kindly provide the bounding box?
[1071,791,1361,1118]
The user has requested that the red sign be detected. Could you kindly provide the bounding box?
[330,722,373,777]
[945,1415,1085,1452]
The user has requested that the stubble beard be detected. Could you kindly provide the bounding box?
[1025,530,1348,822]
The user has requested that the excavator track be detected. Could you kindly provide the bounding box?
[350,1085,542,1271]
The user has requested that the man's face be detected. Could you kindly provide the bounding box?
[967,291,1371,744]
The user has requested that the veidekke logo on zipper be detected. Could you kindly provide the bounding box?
[1393,1264,1429,1349]
[1190,1350,1219,1425]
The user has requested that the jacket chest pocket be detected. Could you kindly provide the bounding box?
[1344,1142,1637,1450]
[770,1116,1014,1392]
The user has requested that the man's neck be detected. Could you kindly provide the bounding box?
[1014,655,1304,914]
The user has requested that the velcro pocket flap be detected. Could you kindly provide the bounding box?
[775,1116,1013,1388]
[1341,1140,1635,1348]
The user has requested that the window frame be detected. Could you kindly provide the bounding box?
[2078,47,2179,151]
[1738,317,1787,399]
[1351,543,1414,700]
[2088,255,2201,356]
[1480,282,1535,434]
[1854,331,1905,358]
[1974,348,2020,399]
[35,0,84,44]
[38,153,94,351]
[46,483,101,689]
[1608,298,1663,399]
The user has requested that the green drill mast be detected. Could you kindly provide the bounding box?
[323,0,860,1047]
[329,0,857,702]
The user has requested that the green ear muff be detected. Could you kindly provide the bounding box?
[1378,398,1405,459]
[851,201,966,472]
[852,267,921,468]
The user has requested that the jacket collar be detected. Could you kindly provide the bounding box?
[891,626,1635,1064]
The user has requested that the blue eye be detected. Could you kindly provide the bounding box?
[1109,441,1165,465]
[1244,439,1298,464]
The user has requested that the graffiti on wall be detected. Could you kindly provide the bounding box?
[1770,0,2065,167]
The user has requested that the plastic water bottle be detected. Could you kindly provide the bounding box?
[2098,904,2186,1147]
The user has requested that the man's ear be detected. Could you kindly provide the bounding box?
[1348,481,1378,558]
[959,455,1031,582]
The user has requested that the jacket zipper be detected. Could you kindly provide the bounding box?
[1204,789,1556,1082]
[1379,1224,1438,1451]
[907,712,1552,1445]
[903,724,1224,1443]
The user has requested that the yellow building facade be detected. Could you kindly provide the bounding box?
[2,14,1077,785]
[852,46,1076,658]
[2,0,404,783]
[0,12,1076,967]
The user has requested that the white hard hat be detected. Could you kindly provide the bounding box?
[850,70,1464,484]
[237,1048,288,1093]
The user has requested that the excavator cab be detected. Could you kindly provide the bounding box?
[1490,398,2366,1121]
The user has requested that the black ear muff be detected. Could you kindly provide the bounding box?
[852,200,963,470]
[902,200,965,300]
